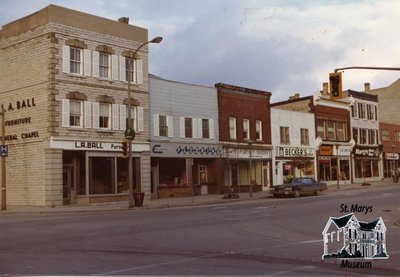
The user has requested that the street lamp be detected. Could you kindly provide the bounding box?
[127,36,163,208]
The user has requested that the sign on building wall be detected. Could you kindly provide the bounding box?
[222,148,272,159]
[385,153,399,160]
[151,142,222,158]
[354,147,381,158]
[276,146,314,157]
[50,138,150,152]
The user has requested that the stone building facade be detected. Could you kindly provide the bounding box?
[0,5,153,206]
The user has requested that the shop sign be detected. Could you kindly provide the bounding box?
[223,148,272,159]
[277,147,314,157]
[319,145,333,156]
[337,146,352,156]
[151,142,222,158]
[385,153,399,160]
[50,138,150,152]
[354,147,381,158]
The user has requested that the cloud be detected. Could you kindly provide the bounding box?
[1,0,400,102]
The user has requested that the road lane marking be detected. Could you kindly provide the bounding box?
[94,247,263,276]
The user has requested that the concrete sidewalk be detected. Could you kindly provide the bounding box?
[1,180,398,215]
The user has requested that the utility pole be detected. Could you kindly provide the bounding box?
[1,106,6,211]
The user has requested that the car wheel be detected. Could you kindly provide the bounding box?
[294,190,300,198]
[315,190,321,196]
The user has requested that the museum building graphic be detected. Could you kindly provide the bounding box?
[322,213,388,260]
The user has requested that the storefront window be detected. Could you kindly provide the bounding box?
[319,158,349,181]
[89,156,140,195]
[283,162,294,183]
[89,157,115,194]
[117,158,129,193]
[372,160,379,177]
[340,159,349,180]
[319,159,331,181]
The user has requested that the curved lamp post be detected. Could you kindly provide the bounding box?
[128,36,163,208]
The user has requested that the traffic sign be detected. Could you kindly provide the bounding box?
[125,128,135,140]
[0,145,8,157]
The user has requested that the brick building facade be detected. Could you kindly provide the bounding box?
[271,90,354,185]
[215,83,272,193]
[0,5,152,206]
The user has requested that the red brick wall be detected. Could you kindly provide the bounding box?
[216,85,271,144]
[380,122,400,153]
[314,105,351,141]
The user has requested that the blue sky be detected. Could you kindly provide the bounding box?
[1,0,400,102]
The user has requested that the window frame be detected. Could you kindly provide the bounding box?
[99,103,111,129]
[300,128,309,145]
[243,119,250,140]
[70,47,82,75]
[280,126,290,144]
[229,117,237,140]
[381,130,390,142]
[125,106,137,130]
[395,131,400,143]
[159,115,168,137]
[255,120,262,141]
[125,57,134,82]
[69,100,82,127]
[185,117,193,138]
[99,52,110,79]
[202,118,210,139]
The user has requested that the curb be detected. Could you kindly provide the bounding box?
[1,182,397,215]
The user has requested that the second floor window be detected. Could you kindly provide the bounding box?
[125,58,134,82]
[381,130,389,141]
[125,106,137,130]
[229,117,237,139]
[185,117,193,138]
[159,115,168,137]
[69,100,82,127]
[243,119,250,140]
[280,126,290,144]
[360,129,367,144]
[353,128,359,144]
[395,131,400,143]
[202,119,210,139]
[99,103,110,128]
[336,122,346,141]
[70,47,82,74]
[327,121,336,140]
[99,53,110,78]
[300,128,309,145]
[256,120,262,141]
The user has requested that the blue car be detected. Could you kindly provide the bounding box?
[271,177,327,198]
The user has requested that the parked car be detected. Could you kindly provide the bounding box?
[271,177,327,198]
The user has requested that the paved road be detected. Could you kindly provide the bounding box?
[0,185,399,276]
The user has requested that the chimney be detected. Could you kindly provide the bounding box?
[364,82,370,92]
[322,82,329,95]
[289,93,300,100]
[118,17,129,24]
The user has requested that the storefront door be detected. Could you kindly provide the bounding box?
[63,165,73,205]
